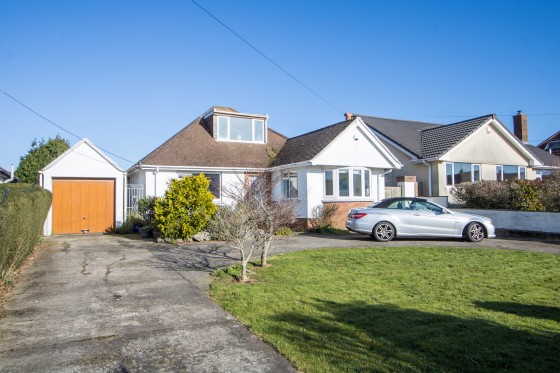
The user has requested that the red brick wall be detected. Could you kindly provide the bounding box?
[323,201,373,229]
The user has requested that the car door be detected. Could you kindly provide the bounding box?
[409,201,457,236]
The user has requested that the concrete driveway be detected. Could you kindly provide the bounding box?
[0,235,296,373]
[1,233,558,372]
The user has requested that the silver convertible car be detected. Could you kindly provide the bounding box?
[346,197,496,242]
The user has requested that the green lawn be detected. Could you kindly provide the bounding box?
[210,247,560,372]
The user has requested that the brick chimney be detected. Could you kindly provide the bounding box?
[344,112,353,121]
[513,110,528,143]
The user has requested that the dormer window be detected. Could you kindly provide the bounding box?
[217,116,265,143]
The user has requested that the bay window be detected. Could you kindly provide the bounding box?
[324,168,372,198]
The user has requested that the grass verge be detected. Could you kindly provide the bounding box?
[211,247,560,372]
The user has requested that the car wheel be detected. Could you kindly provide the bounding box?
[465,222,484,242]
[372,222,395,242]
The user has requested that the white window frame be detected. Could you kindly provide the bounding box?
[324,168,372,198]
[497,165,525,181]
[519,166,526,180]
[281,170,298,199]
[446,162,479,186]
[216,116,265,143]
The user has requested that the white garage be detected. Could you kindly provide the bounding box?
[39,138,125,235]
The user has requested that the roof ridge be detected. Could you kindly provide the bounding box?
[356,114,443,127]
[421,114,495,133]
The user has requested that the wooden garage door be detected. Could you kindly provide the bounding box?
[52,179,115,234]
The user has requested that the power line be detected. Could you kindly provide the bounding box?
[1,89,134,164]
[189,0,343,114]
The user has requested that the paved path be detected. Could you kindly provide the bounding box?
[0,235,296,373]
[1,233,558,372]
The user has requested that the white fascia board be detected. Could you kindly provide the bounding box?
[437,119,543,166]
[363,123,419,160]
[138,164,269,173]
[40,138,125,173]
[310,118,403,169]
[203,108,268,120]
[268,161,312,172]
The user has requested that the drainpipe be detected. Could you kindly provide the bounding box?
[377,169,393,200]
[123,173,128,221]
[421,160,433,197]
[154,166,159,196]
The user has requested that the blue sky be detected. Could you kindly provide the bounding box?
[1,0,559,170]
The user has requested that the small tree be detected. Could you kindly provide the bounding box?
[15,136,70,183]
[154,174,217,240]
[207,204,256,282]
[224,173,297,268]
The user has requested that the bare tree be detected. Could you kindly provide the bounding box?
[222,172,298,268]
[207,204,257,282]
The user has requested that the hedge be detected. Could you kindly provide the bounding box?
[0,183,52,283]
[451,173,560,212]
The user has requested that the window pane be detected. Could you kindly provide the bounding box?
[281,177,289,199]
[454,163,471,185]
[364,170,370,196]
[339,170,349,197]
[504,165,518,181]
[353,169,362,196]
[519,167,526,180]
[193,173,221,198]
[218,117,228,140]
[325,171,333,196]
[473,165,480,182]
[254,120,264,142]
[229,117,252,141]
[446,163,453,186]
[496,166,503,181]
[289,172,298,198]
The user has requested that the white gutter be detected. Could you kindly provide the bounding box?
[377,169,393,200]
[420,160,433,196]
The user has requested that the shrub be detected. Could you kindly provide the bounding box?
[275,226,293,236]
[0,183,52,284]
[114,214,145,234]
[540,173,560,212]
[154,174,217,240]
[509,180,544,211]
[451,177,558,211]
[137,196,157,221]
[309,203,339,229]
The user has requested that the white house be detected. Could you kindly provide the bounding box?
[127,107,402,228]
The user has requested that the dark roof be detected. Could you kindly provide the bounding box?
[272,119,353,166]
[361,114,497,159]
[359,115,441,157]
[420,114,495,159]
[0,167,17,182]
[138,108,287,168]
[526,145,560,167]
[537,130,560,149]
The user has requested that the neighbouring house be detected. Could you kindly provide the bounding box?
[357,111,543,201]
[537,130,560,157]
[0,166,17,183]
[39,138,125,235]
[127,106,402,228]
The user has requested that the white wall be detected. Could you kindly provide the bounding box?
[459,209,560,234]
[40,141,125,235]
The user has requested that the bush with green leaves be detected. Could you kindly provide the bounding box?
[451,175,559,211]
[0,184,52,284]
[137,196,157,221]
[114,214,146,234]
[15,136,70,184]
[154,174,217,240]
